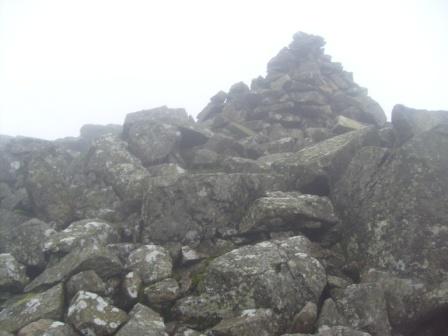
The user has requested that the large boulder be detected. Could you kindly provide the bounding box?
[173,236,326,330]
[17,319,77,336]
[332,125,448,284]
[0,253,29,292]
[0,284,64,333]
[391,105,448,145]
[141,173,269,245]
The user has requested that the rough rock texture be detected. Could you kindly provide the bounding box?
[0,31,446,336]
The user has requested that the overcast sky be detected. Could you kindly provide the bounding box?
[1,0,447,140]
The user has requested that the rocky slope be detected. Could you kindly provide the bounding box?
[0,32,447,336]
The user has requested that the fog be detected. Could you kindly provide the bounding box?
[0,0,447,140]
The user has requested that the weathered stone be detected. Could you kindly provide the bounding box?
[66,270,106,298]
[286,325,372,336]
[80,124,122,144]
[334,283,391,336]
[173,236,326,329]
[239,191,338,234]
[121,271,143,306]
[0,253,29,292]
[332,116,366,134]
[142,173,267,245]
[290,302,318,334]
[115,303,167,336]
[125,245,173,285]
[0,209,30,254]
[332,125,448,284]
[17,319,77,336]
[272,127,380,194]
[67,291,128,336]
[5,219,54,269]
[0,284,64,333]
[174,327,205,336]
[144,278,180,310]
[317,298,347,329]
[85,134,150,208]
[25,244,123,292]
[207,308,281,336]
[181,246,206,264]
[43,219,119,255]
[391,104,448,145]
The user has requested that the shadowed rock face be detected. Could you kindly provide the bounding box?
[0,32,447,336]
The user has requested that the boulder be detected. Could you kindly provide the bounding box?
[66,291,128,335]
[173,236,326,330]
[332,125,448,284]
[207,308,281,336]
[0,284,64,333]
[5,218,54,269]
[239,191,338,235]
[0,253,29,292]
[85,134,150,209]
[43,219,119,256]
[289,302,318,334]
[125,245,173,285]
[115,303,167,336]
[25,244,123,292]
[121,271,143,307]
[0,209,30,254]
[391,105,448,145]
[144,278,180,310]
[17,319,77,336]
[141,173,267,245]
[66,270,107,298]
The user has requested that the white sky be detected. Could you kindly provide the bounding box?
[0,0,447,140]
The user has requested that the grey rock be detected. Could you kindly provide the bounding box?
[66,270,107,298]
[121,271,142,306]
[239,191,338,234]
[0,284,64,333]
[173,236,326,329]
[80,124,122,144]
[141,173,267,245]
[317,298,347,329]
[17,319,77,336]
[290,302,318,334]
[125,245,173,285]
[25,244,123,292]
[334,283,391,336]
[391,104,448,145]
[43,219,119,256]
[332,125,448,284]
[115,303,167,336]
[5,218,54,269]
[67,291,128,336]
[144,278,180,310]
[285,325,371,336]
[0,253,29,292]
[0,209,30,254]
[332,116,367,135]
[207,308,281,336]
[85,134,150,208]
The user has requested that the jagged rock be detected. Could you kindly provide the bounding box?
[4,218,54,270]
[115,303,167,336]
[141,173,268,245]
[0,283,64,333]
[391,105,448,145]
[239,191,338,235]
[332,125,448,284]
[80,124,122,144]
[271,126,380,194]
[85,134,150,209]
[290,302,318,334]
[207,308,281,336]
[174,327,205,336]
[125,245,173,285]
[181,246,206,264]
[333,283,391,336]
[221,156,271,173]
[66,270,106,298]
[0,253,29,292]
[66,291,128,335]
[144,278,180,310]
[173,236,326,330]
[25,244,123,292]
[17,319,77,336]
[43,219,119,256]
